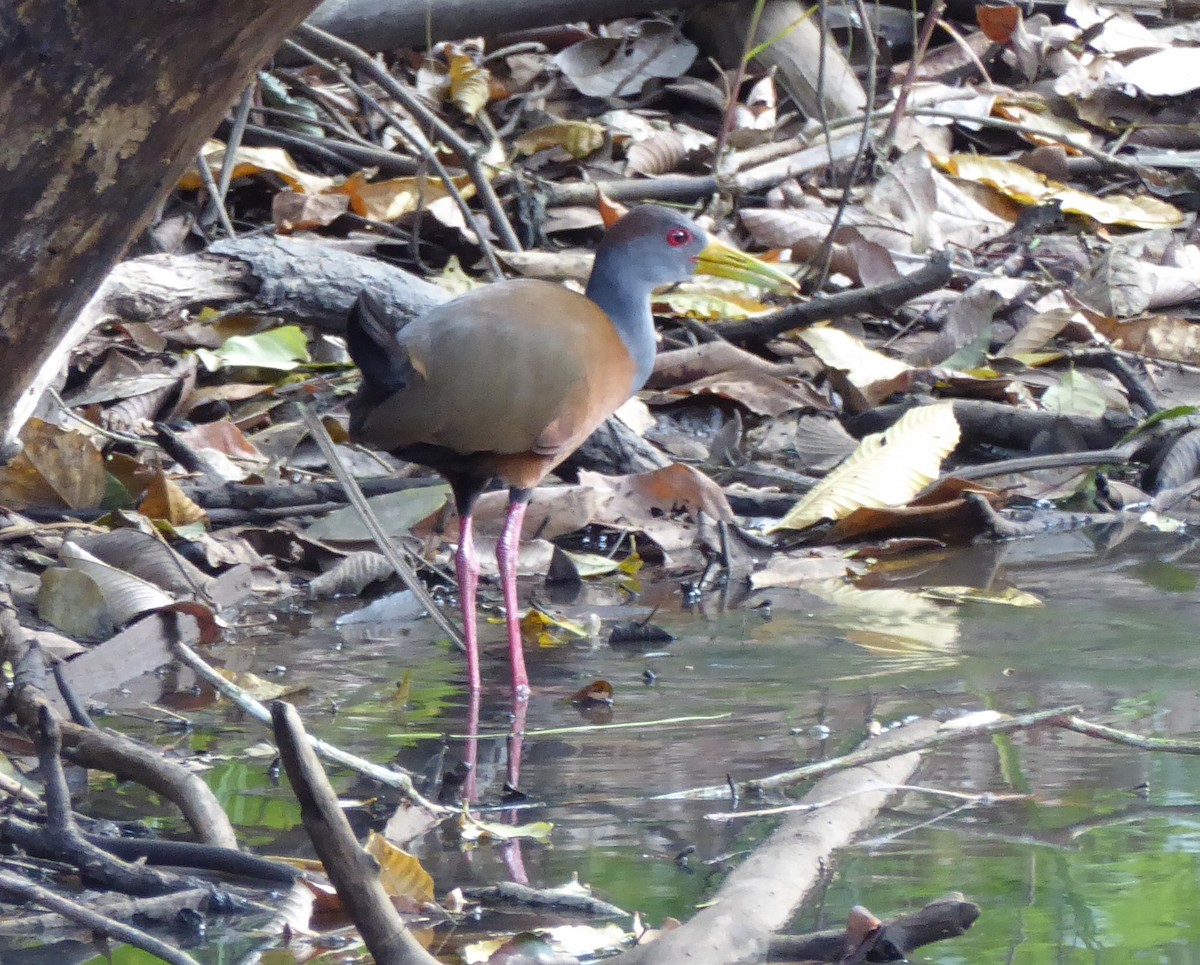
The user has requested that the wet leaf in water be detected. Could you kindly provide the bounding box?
[569,679,614,707]
[364,830,436,904]
[457,811,553,844]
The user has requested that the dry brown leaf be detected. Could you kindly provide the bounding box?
[823,478,1006,545]
[645,372,829,417]
[626,130,688,175]
[553,22,697,98]
[175,418,265,462]
[977,3,1021,44]
[1094,313,1200,364]
[334,171,476,224]
[933,153,1185,228]
[0,419,106,510]
[180,141,337,195]
[578,464,733,555]
[272,189,350,232]
[139,468,209,527]
[449,51,491,117]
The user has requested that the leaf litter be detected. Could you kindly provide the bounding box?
[8,0,1200,958]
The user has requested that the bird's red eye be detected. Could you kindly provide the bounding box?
[666,227,692,247]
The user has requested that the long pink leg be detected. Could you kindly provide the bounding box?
[455,513,482,694]
[499,694,528,882]
[496,499,530,697]
[505,691,527,790]
[463,685,480,803]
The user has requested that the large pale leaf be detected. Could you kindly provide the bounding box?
[0,419,107,510]
[181,141,337,195]
[799,327,913,411]
[933,153,1185,229]
[58,541,176,626]
[767,402,960,533]
[306,484,452,541]
[1041,367,1108,417]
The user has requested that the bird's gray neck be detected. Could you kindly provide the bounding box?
[585,259,657,392]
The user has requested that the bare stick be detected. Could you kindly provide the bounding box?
[172,637,448,814]
[1058,716,1200,754]
[193,148,236,239]
[655,705,1081,800]
[271,701,440,965]
[0,870,201,965]
[295,24,522,255]
[298,404,465,651]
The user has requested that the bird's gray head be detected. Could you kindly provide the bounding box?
[592,205,709,290]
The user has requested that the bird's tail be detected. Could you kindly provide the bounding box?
[346,292,416,440]
[346,291,411,396]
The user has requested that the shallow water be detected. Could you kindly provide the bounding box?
[15,522,1200,963]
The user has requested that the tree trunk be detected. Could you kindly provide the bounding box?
[0,0,321,457]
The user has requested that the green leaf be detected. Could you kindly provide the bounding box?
[1041,366,1107,417]
[195,326,311,372]
[306,484,451,541]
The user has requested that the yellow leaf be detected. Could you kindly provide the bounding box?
[993,102,1097,154]
[364,830,435,903]
[449,53,491,117]
[333,171,476,223]
[457,809,553,843]
[139,469,209,527]
[919,585,1044,607]
[767,402,960,533]
[655,287,771,320]
[932,153,1184,229]
[513,121,606,159]
[520,606,590,640]
[799,326,913,410]
[179,141,336,195]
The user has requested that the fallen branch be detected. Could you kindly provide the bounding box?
[8,636,237,849]
[609,719,941,965]
[0,870,200,965]
[716,251,954,345]
[172,637,449,814]
[655,706,1079,801]
[2,707,201,897]
[0,884,211,937]
[271,700,440,965]
[768,893,980,963]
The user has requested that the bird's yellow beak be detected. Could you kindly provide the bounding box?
[694,238,798,294]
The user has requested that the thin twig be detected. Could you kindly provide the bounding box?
[1058,716,1200,754]
[298,404,465,651]
[172,637,450,815]
[283,40,503,278]
[878,0,947,154]
[811,0,878,291]
[941,448,1131,483]
[654,705,1081,800]
[295,24,522,255]
[214,81,256,218]
[193,148,236,240]
[706,783,1032,820]
[0,871,201,965]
